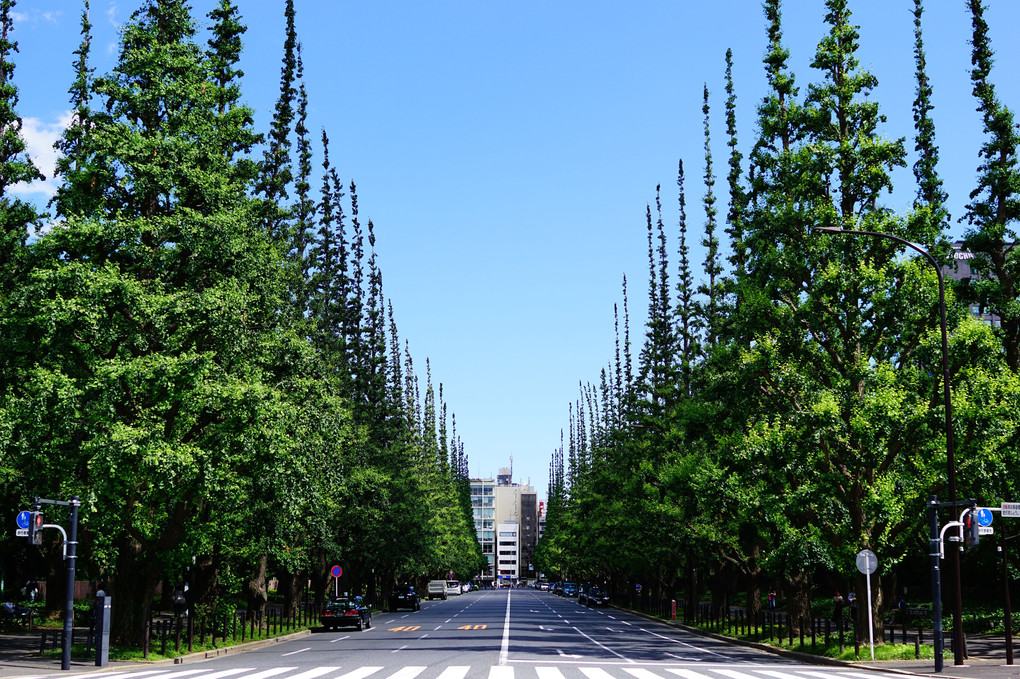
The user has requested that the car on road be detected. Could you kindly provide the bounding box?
[445,580,462,597]
[427,580,448,600]
[388,585,421,611]
[321,596,372,630]
[562,582,578,597]
[584,586,611,607]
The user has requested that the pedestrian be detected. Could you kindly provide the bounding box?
[767,589,776,612]
[832,591,845,620]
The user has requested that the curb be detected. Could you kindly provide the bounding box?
[166,629,313,665]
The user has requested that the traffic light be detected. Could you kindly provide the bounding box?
[27,511,44,545]
[963,507,980,547]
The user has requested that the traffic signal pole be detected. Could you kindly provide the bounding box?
[31,496,81,671]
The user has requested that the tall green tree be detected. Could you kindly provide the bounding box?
[961,0,1020,372]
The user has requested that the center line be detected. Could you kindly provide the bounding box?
[281,648,309,656]
[499,588,512,665]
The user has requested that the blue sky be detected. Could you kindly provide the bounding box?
[12,1,1020,502]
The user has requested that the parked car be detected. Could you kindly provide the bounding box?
[427,580,448,600]
[388,585,421,611]
[321,596,371,630]
[585,586,611,607]
[552,582,564,596]
[445,580,462,597]
[562,582,578,597]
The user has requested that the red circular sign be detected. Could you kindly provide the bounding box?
[330,565,343,578]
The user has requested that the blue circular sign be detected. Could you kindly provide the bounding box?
[330,565,343,578]
[16,511,30,529]
[977,507,994,527]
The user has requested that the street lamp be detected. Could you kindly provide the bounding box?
[813,226,962,669]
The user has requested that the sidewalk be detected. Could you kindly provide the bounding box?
[0,628,311,678]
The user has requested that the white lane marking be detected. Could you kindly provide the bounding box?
[281,648,310,656]
[499,588,512,665]
[332,668,383,679]
[667,670,715,679]
[644,629,727,658]
[710,670,767,679]
[288,669,341,679]
[537,668,567,679]
[556,649,582,659]
[623,669,671,679]
[573,626,631,662]
[244,668,297,679]
[759,672,823,679]
[392,645,408,653]
[385,667,427,679]
[489,667,515,679]
[330,634,351,643]
[434,667,470,679]
[580,669,616,679]
[107,671,213,679]
[191,670,255,679]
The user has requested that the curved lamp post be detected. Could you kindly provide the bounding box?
[813,226,961,669]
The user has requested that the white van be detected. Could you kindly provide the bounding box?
[445,580,462,596]
[427,580,447,600]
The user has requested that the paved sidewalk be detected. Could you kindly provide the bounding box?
[0,629,311,678]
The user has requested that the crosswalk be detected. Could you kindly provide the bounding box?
[12,666,910,679]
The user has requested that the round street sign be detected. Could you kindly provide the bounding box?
[330,565,343,578]
[856,549,878,575]
[976,507,994,527]
[16,511,30,529]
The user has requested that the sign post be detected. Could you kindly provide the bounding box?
[856,549,878,661]
[330,565,343,598]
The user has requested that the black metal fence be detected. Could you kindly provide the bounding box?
[627,596,932,658]
[140,604,321,659]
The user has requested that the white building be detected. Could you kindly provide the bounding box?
[496,521,519,583]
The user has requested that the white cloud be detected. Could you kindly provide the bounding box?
[10,9,61,25]
[10,111,72,200]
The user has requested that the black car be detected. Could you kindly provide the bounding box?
[321,596,372,630]
[585,586,611,607]
[389,585,421,611]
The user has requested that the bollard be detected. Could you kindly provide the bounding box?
[94,590,111,667]
[916,633,921,659]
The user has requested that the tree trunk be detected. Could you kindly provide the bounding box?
[785,572,811,636]
[108,545,162,646]
[245,554,268,621]
[278,569,303,618]
[856,571,885,644]
[310,552,329,612]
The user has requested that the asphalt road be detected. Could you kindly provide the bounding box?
[4,589,921,679]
